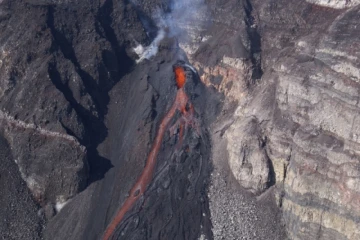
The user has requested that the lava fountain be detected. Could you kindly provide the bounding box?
[102,64,199,240]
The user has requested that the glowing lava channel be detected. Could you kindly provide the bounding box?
[102,66,198,240]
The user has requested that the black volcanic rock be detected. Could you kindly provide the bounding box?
[0,1,222,239]
[0,0,144,206]
[1,0,360,239]
[0,135,43,240]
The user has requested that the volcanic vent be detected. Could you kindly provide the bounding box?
[100,61,215,240]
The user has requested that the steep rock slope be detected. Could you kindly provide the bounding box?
[0,135,42,239]
[180,0,360,239]
[0,0,141,231]
[0,0,151,203]
[1,0,360,239]
[257,3,360,239]
[0,0,223,239]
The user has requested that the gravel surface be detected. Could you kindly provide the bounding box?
[208,126,287,240]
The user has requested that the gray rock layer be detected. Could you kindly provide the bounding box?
[181,0,360,239]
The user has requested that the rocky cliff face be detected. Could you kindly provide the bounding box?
[260,3,360,239]
[181,0,360,239]
[0,0,138,235]
[0,0,359,239]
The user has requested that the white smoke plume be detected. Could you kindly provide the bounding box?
[159,0,207,39]
[133,0,208,63]
[134,29,165,63]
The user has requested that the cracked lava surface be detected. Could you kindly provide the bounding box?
[102,65,198,240]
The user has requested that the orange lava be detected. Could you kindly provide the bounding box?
[102,66,197,240]
[175,66,186,89]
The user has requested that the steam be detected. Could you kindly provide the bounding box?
[133,0,207,63]
[55,195,71,213]
[159,0,207,39]
[134,29,165,63]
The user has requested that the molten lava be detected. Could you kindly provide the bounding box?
[102,65,199,240]
[174,66,186,88]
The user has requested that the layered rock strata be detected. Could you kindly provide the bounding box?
[180,0,360,239]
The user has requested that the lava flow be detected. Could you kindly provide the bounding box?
[102,65,198,240]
